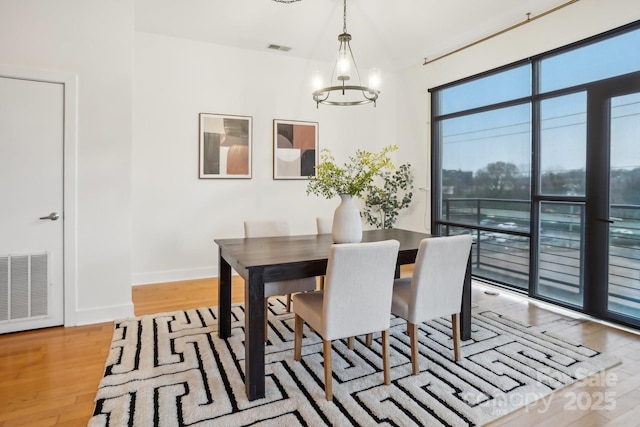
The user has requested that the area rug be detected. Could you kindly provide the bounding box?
[90,298,619,426]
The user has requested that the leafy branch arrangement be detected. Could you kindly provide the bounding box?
[362,163,414,229]
[306,145,397,199]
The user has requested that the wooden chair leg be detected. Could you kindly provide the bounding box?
[264,298,269,342]
[382,329,390,385]
[347,337,354,349]
[365,333,373,347]
[294,314,303,361]
[451,312,461,361]
[319,276,325,290]
[286,294,292,312]
[323,340,333,401]
[408,322,419,375]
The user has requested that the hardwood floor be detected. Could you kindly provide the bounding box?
[1,273,639,426]
[477,286,640,427]
[0,276,244,427]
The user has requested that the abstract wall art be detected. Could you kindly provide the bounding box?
[273,119,318,180]
[199,113,252,179]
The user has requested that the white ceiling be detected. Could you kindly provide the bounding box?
[134,0,572,72]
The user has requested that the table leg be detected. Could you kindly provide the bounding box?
[218,250,232,338]
[245,268,265,400]
[460,252,472,341]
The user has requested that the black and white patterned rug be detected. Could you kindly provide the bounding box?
[90,298,619,426]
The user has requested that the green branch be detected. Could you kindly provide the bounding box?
[306,145,398,199]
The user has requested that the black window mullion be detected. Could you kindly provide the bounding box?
[583,84,611,316]
[529,58,542,298]
[433,96,532,122]
[430,91,442,235]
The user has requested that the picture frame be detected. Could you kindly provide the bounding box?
[273,119,319,180]
[199,113,252,179]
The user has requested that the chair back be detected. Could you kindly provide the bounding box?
[244,219,289,238]
[409,234,472,323]
[245,219,317,299]
[322,239,400,341]
[316,217,332,234]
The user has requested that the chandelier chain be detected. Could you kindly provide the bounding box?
[343,0,347,34]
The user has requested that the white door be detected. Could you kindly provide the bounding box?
[0,75,64,333]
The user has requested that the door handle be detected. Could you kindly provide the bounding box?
[39,212,60,221]
[600,217,622,223]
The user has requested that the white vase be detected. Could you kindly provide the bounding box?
[332,194,363,243]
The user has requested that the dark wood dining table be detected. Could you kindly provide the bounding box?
[215,228,472,401]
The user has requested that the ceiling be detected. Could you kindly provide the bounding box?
[134,0,572,72]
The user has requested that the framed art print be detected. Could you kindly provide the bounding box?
[273,119,318,180]
[199,113,252,179]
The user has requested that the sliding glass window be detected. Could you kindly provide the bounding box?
[433,64,532,290]
[431,21,640,328]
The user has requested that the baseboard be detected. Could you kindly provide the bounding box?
[73,302,135,326]
[132,266,219,286]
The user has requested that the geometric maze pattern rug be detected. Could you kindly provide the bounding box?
[90,298,620,426]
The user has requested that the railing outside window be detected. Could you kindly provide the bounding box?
[437,198,640,312]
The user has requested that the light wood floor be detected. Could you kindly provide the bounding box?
[1,273,639,427]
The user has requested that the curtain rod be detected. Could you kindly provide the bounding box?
[423,0,580,66]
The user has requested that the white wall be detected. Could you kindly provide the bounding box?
[132,32,400,284]
[396,0,640,233]
[0,0,134,323]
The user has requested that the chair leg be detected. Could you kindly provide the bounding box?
[264,298,269,342]
[365,333,373,347]
[408,322,419,375]
[347,336,354,349]
[382,329,390,385]
[451,313,461,361]
[319,276,325,290]
[286,294,292,312]
[294,314,303,361]
[323,340,333,401]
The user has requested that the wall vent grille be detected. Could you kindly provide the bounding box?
[0,253,48,322]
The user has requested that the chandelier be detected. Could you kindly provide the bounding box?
[312,0,380,107]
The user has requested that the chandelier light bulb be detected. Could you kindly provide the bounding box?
[368,68,381,90]
[337,50,351,80]
[312,70,324,91]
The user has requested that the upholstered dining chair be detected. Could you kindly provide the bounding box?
[391,234,472,375]
[315,217,332,290]
[293,239,400,400]
[243,220,317,341]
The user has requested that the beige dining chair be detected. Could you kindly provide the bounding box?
[293,239,400,401]
[391,234,472,375]
[244,220,317,341]
[315,217,333,290]
[317,216,370,345]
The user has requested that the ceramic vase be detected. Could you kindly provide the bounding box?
[332,194,363,243]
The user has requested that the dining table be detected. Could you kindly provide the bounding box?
[215,228,472,401]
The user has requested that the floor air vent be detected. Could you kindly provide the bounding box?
[0,253,48,322]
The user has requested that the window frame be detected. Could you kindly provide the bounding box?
[430,20,640,325]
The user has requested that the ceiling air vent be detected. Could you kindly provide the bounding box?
[267,44,292,52]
